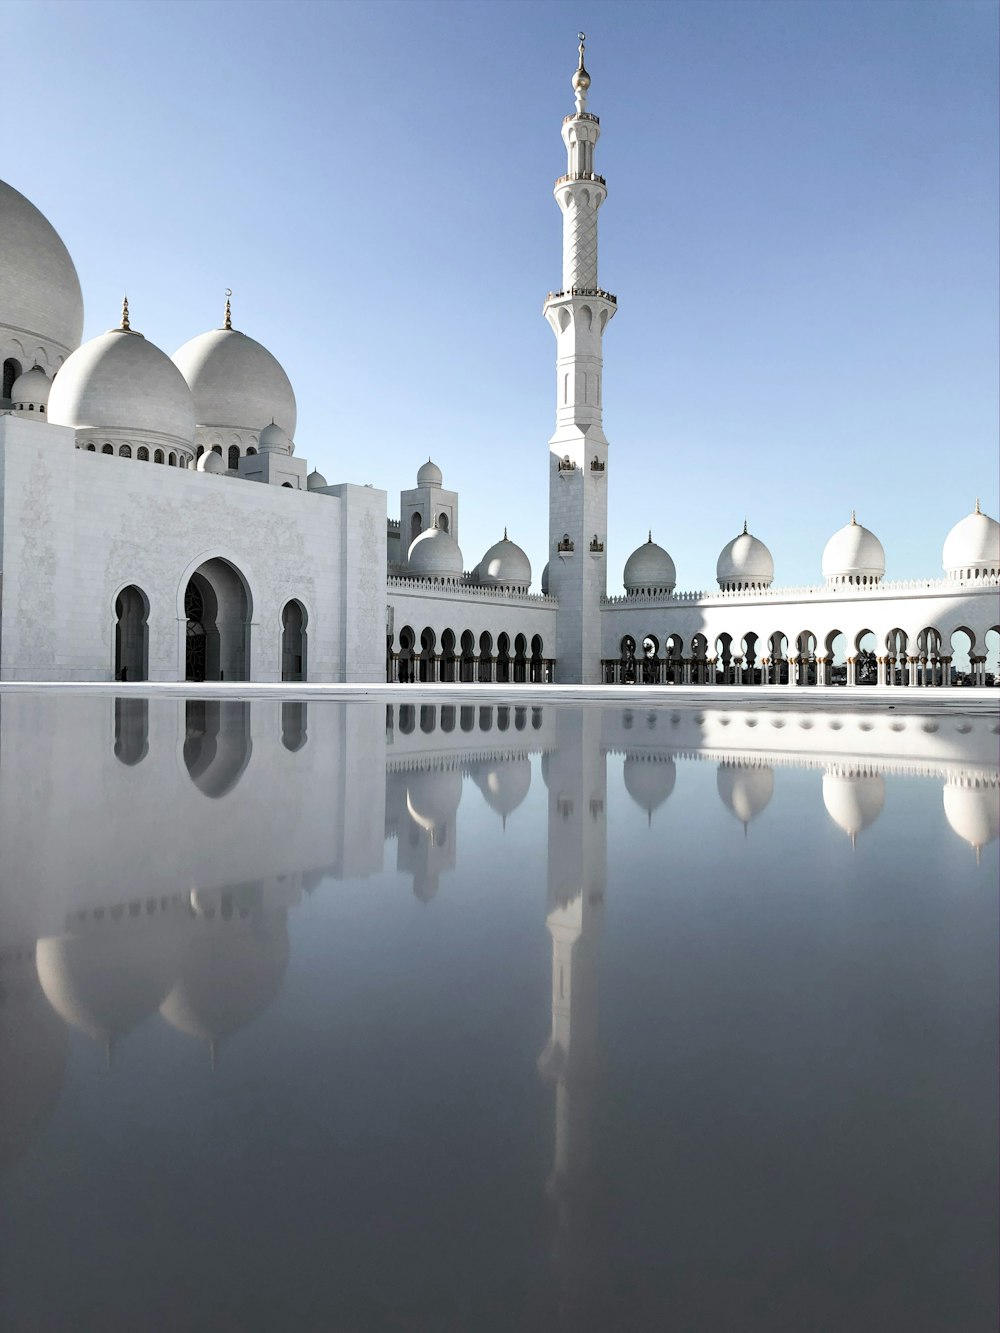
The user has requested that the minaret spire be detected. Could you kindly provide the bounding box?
[544,34,616,684]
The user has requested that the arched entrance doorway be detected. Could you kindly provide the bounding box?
[115,585,149,681]
[281,600,307,682]
[183,559,251,682]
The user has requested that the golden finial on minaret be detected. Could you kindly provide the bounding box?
[572,31,591,113]
[224,289,233,330]
[120,294,130,331]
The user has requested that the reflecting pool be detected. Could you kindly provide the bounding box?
[0,694,997,1332]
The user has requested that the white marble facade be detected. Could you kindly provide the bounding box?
[0,41,996,687]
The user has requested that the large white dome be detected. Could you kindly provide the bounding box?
[172,325,297,437]
[407,523,465,580]
[717,525,774,590]
[942,503,1000,579]
[477,532,531,591]
[822,514,885,585]
[48,323,197,450]
[623,533,676,594]
[0,179,84,370]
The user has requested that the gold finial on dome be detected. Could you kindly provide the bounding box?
[648,530,653,543]
[503,527,509,540]
[975,496,981,515]
[572,31,591,112]
[120,294,130,331]
[224,288,233,330]
[743,519,748,535]
[851,509,857,525]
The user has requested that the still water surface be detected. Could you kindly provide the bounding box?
[0,694,997,1332]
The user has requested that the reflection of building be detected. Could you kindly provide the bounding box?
[2,42,997,686]
[0,695,995,1173]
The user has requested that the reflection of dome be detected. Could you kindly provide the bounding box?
[0,179,84,364]
[943,776,1000,857]
[822,515,885,585]
[0,953,69,1170]
[942,503,1000,579]
[822,767,886,843]
[10,364,51,414]
[717,526,774,590]
[717,762,774,827]
[477,532,532,591]
[197,449,227,474]
[472,758,532,821]
[623,534,676,594]
[417,458,443,487]
[171,326,297,438]
[160,911,289,1053]
[623,754,676,820]
[48,325,197,449]
[406,524,464,580]
[36,907,187,1054]
[406,766,464,831]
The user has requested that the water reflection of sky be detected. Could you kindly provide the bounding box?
[0,696,996,1332]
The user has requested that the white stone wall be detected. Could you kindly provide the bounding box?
[0,417,387,682]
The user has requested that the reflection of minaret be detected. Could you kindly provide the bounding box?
[539,708,606,1320]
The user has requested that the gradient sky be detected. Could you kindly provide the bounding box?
[6,0,998,589]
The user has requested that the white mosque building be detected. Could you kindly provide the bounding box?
[1,40,997,688]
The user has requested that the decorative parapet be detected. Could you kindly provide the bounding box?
[563,111,600,125]
[601,574,1000,607]
[387,575,557,606]
[544,286,617,304]
[589,536,604,552]
[554,171,607,187]
[557,535,575,553]
[590,457,605,472]
[557,456,578,472]
[387,518,400,531]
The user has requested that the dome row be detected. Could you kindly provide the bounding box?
[623,508,999,592]
[406,519,532,591]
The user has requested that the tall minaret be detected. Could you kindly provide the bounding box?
[545,34,616,685]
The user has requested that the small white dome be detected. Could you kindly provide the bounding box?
[171,324,296,438]
[943,777,1000,854]
[0,179,84,361]
[717,762,774,826]
[10,365,51,413]
[541,561,550,595]
[623,754,676,819]
[478,531,532,590]
[822,767,886,842]
[623,533,676,594]
[307,468,328,490]
[407,523,464,579]
[48,322,196,448]
[198,449,227,474]
[822,514,885,585]
[417,458,443,487]
[942,503,1000,579]
[472,758,532,821]
[259,421,292,453]
[717,525,774,590]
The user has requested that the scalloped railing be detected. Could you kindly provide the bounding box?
[388,575,557,605]
[601,574,1000,607]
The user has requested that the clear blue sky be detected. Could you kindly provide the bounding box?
[7,0,998,589]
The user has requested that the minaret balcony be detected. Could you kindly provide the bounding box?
[563,112,600,125]
[544,286,617,304]
[554,171,606,187]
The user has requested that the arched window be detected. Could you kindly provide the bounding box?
[281,600,307,681]
[119,444,132,458]
[154,449,164,464]
[168,453,176,466]
[86,443,96,452]
[211,444,222,455]
[411,512,422,542]
[196,445,205,460]
[2,358,22,401]
[438,513,449,533]
[137,446,149,461]
[281,481,293,488]
[228,445,240,470]
[114,585,149,681]
[246,446,257,456]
